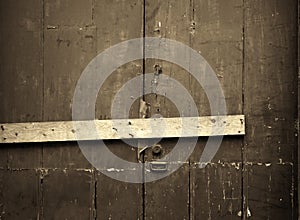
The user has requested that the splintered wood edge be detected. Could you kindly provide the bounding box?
[0,115,245,144]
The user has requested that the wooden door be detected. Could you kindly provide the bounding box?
[0,0,298,219]
[143,0,244,219]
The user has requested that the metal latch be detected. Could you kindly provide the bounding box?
[150,161,168,172]
[151,64,162,93]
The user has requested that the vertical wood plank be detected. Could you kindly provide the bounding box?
[96,167,143,220]
[244,0,298,163]
[43,0,95,169]
[42,1,95,219]
[0,170,40,219]
[42,170,93,219]
[245,164,294,219]
[298,0,300,217]
[144,0,191,118]
[0,0,43,123]
[94,0,143,219]
[145,164,190,220]
[0,0,43,169]
[192,164,242,219]
[244,0,298,218]
[144,0,191,219]
[190,0,244,219]
[0,1,44,218]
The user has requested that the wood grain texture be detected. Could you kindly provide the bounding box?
[244,0,298,218]
[42,0,95,169]
[93,0,143,219]
[0,0,43,123]
[145,164,190,220]
[96,168,143,219]
[244,164,294,219]
[298,0,300,217]
[0,115,245,143]
[191,163,242,219]
[42,170,93,219]
[144,1,192,218]
[0,1,44,218]
[0,170,40,219]
[41,1,95,219]
[0,0,43,168]
[189,0,244,219]
[0,0,298,219]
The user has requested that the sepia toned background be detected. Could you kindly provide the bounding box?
[0,0,298,219]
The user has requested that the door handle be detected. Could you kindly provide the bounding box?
[150,161,168,172]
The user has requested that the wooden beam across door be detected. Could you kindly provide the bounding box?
[0,115,245,144]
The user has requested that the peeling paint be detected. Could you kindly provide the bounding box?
[106,168,125,173]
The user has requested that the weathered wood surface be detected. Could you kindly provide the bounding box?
[244,0,298,219]
[41,1,95,218]
[0,0,43,170]
[43,0,95,170]
[298,0,300,217]
[143,0,244,219]
[42,170,93,219]
[0,115,245,144]
[189,0,244,219]
[93,0,144,219]
[0,0,298,219]
[0,1,43,218]
[0,170,40,219]
[143,0,192,218]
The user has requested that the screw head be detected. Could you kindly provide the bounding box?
[152,144,162,155]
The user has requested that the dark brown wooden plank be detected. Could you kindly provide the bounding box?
[94,0,143,121]
[0,0,43,169]
[96,166,143,220]
[144,0,191,118]
[0,170,40,219]
[44,0,93,27]
[145,164,189,220]
[245,164,294,219]
[190,0,244,159]
[93,0,143,219]
[244,0,297,163]
[190,0,244,219]
[298,0,300,217]
[244,0,298,218]
[191,164,242,219]
[43,0,95,169]
[0,1,44,218]
[43,26,96,121]
[42,170,93,219]
[42,1,96,218]
[0,0,43,123]
[144,0,192,219]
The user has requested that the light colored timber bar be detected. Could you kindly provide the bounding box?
[0,115,245,144]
